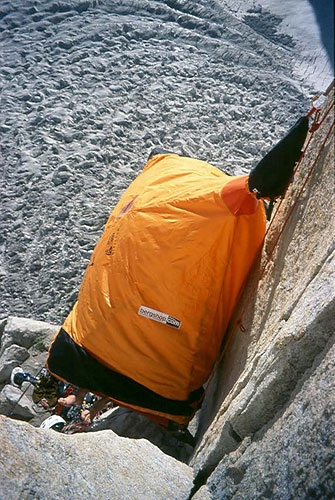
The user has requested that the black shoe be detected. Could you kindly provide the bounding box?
[173,428,196,447]
[11,367,38,388]
[165,421,196,447]
[248,116,309,199]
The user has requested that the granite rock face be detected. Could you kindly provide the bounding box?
[0,415,194,500]
[190,89,334,498]
[0,316,59,353]
[0,385,36,420]
[205,342,335,499]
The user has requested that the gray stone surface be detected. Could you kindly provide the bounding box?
[0,344,30,383]
[0,385,35,420]
[0,316,58,354]
[192,485,212,500]
[205,341,335,499]
[0,415,194,500]
[190,91,334,495]
[90,406,194,463]
[0,317,60,425]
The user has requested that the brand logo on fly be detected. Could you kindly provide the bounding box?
[138,306,181,329]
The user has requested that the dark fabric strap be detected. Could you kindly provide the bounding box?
[47,328,203,416]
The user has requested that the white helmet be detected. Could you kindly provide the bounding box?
[40,415,66,432]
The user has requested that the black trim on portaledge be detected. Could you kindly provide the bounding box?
[47,328,203,416]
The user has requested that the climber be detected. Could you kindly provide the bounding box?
[10,366,110,426]
[44,115,308,432]
[58,388,110,424]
